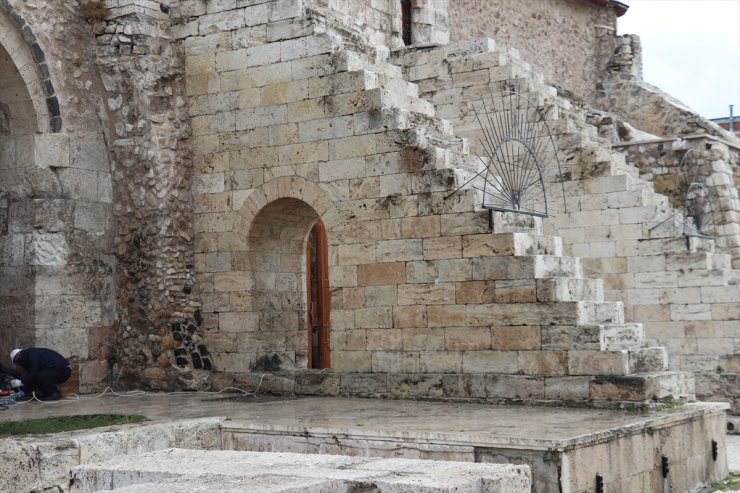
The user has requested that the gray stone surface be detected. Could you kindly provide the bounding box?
[70,449,531,493]
[0,393,732,493]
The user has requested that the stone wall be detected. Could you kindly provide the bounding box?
[611,136,740,410]
[597,34,739,141]
[88,1,211,390]
[176,3,692,407]
[614,136,740,260]
[171,0,448,53]
[447,0,618,105]
[392,37,739,411]
[0,0,115,391]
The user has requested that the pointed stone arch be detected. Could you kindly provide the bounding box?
[0,4,62,133]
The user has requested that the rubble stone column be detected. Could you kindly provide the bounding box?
[90,1,209,390]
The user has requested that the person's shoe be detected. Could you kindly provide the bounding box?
[39,392,61,401]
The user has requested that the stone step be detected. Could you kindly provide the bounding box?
[377,72,419,98]
[628,347,668,373]
[638,236,716,256]
[569,159,640,182]
[665,251,732,271]
[488,211,544,234]
[599,323,644,351]
[445,149,482,174]
[577,301,624,325]
[590,371,695,403]
[560,323,644,351]
[69,448,531,493]
[471,255,582,281]
[568,350,629,376]
[581,174,653,195]
[541,322,641,351]
[579,146,626,167]
[321,88,433,120]
[406,117,468,154]
[353,110,466,159]
[570,189,668,212]
[463,232,562,257]
[536,277,604,302]
[468,302,624,330]
[340,50,404,80]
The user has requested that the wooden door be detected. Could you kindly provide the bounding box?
[306,219,330,369]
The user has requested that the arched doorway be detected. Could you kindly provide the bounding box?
[246,197,330,371]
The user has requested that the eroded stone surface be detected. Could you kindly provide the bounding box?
[69,449,531,493]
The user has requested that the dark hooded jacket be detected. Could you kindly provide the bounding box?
[15,348,69,386]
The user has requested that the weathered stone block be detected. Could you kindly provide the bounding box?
[544,376,591,400]
[494,279,537,303]
[462,350,518,373]
[393,305,427,328]
[422,236,461,260]
[357,262,405,286]
[355,307,393,329]
[455,280,495,304]
[568,350,628,376]
[445,327,491,351]
[398,283,456,305]
[427,304,466,327]
[491,326,540,350]
[485,375,545,399]
[518,351,567,376]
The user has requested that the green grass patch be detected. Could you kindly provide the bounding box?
[701,472,740,492]
[0,414,147,437]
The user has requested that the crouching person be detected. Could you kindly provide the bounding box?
[9,348,71,401]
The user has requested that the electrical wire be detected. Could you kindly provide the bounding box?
[4,368,329,408]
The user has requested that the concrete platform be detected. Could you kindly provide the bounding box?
[69,448,531,492]
[0,393,731,493]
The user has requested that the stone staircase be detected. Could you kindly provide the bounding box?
[378,38,692,402]
[480,213,692,404]
[206,10,698,407]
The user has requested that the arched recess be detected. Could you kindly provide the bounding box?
[246,198,323,370]
[0,9,55,134]
[0,21,42,353]
[226,176,341,372]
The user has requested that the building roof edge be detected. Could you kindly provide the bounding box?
[588,0,629,17]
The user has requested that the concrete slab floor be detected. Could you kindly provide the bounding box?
[1,392,737,469]
[0,392,725,444]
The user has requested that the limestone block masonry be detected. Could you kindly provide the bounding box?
[392,37,740,412]
[175,4,693,408]
[89,1,211,390]
[0,0,116,392]
[69,449,532,493]
[0,0,736,417]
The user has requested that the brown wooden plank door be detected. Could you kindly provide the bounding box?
[306,218,330,369]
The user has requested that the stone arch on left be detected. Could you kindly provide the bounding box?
[0,5,115,392]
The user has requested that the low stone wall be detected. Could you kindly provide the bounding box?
[612,136,740,412]
[613,136,740,259]
[598,34,739,142]
[222,401,729,493]
[0,418,223,493]
[70,448,531,493]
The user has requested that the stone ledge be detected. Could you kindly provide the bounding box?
[70,448,531,493]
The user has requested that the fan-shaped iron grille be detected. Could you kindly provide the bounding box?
[447,80,565,217]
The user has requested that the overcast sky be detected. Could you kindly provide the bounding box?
[617,0,740,119]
